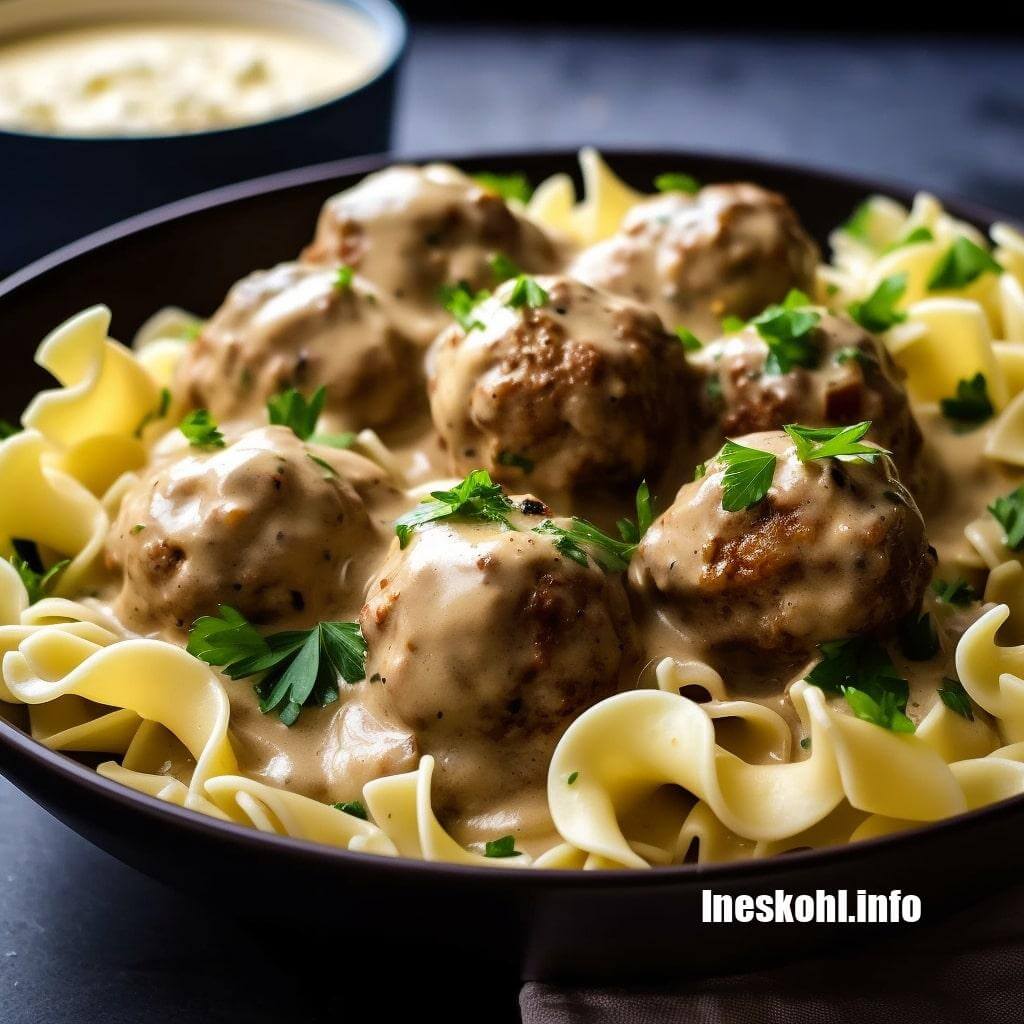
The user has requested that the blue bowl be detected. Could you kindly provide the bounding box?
[0,0,407,273]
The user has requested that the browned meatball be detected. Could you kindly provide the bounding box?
[630,430,934,683]
[693,311,924,482]
[303,164,562,344]
[571,183,819,338]
[106,426,396,634]
[339,508,636,822]
[428,274,694,498]
[174,262,418,431]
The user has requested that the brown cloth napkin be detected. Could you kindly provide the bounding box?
[520,884,1024,1023]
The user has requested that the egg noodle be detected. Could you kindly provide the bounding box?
[3,150,1024,869]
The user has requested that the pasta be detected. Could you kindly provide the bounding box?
[3,150,1024,869]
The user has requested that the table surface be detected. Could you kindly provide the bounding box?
[2,26,1023,1024]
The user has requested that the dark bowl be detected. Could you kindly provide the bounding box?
[0,149,1020,983]
[0,0,407,275]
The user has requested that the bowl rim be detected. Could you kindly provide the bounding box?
[1,145,1022,886]
[0,0,407,144]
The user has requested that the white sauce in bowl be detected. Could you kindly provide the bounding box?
[0,18,384,136]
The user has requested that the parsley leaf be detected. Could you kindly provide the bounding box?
[489,253,522,283]
[505,275,549,310]
[616,480,654,546]
[188,607,366,726]
[654,172,700,195]
[333,800,368,820]
[440,281,489,332]
[334,265,354,291]
[473,172,533,204]
[720,315,746,334]
[844,687,916,733]
[484,835,521,858]
[847,273,908,333]
[717,440,777,512]
[927,236,1002,291]
[9,538,69,604]
[783,421,883,463]
[939,373,993,430]
[675,326,702,351]
[533,518,635,573]
[310,431,357,449]
[497,450,534,473]
[179,321,204,342]
[898,612,939,661]
[938,678,974,721]
[179,409,225,449]
[567,771,579,785]
[0,419,20,439]
[134,387,171,438]
[989,484,1024,551]
[395,470,514,548]
[883,226,934,253]
[931,577,978,606]
[841,201,873,244]
[834,346,874,368]
[752,291,821,375]
[267,386,326,441]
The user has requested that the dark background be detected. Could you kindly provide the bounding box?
[2,12,1024,1024]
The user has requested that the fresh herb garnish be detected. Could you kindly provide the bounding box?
[9,538,69,605]
[484,835,521,858]
[752,290,821,375]
[267,386,326,441]
[927,236,1002,291]
[497,450,534,473]
[334,265,354,291]
[0,419,19,439]
[306,453,339,479]
[675,326,702,352]
[898,612,939,661]
[717,440,777,512]
[783,421,882,463]
[473,172,533,204]
[693,462,707,480]
[533,518,635,573]
[395,470,514,548]
[939,373,993,430]
[616,480,654,546]
[310,431,357,450]
[799,737,811,751]
[134,387,171,439]
[130,524,146,535]
[847,273,908,333]
[720,315,746,334]
[489,252,522,283]
[179,409,225,449]
[188,606,366,726]
[834,346,874,368]
[654,172,700,195]
[440,282,489,332]
[988,484,1024,551]
[567,771,579,785]
[843,687,916,733]
[179,321,204,342]
[931,577,978,606]
[938,678,974,721]
[883,226,934,253]
[333,800,369,820]
[841,201,873,243]
[505,275,549,310]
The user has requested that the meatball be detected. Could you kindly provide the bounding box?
[303,164,562,344]
[428,274,694,497]
[571,183,819,338]
[693,311,923,482]
[174,262,418,431]
[106,426,392,633]
[345,508,636,821]
[630,430,934,682]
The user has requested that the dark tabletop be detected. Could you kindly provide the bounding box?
[2,25,1023,1024]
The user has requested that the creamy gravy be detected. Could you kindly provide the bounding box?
[0,19,383,135]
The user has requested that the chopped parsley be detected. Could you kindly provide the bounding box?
[187,606,366,726]
[440,282,489,332]
[505,275,549,310]
[310,431,357,450]
[806,636,914,733]
[927,236,1002,291]
[333,800,369,820]
[693,461,707,480]
[533,518,635,573]
[497,450,534,473]
[267,386,326,441]
[834,346,874,368]
[883,226,934,253]
[334,265,354,291]
[939,373,993,430]
[306,453,339,479]
[654,172,700,195]
[473,171,533,204]
[395,470,514,548]
[616,480,654,546]
[0,419,19,439]
[898,612,940,661]
[847,273,908,333]
[720,315,747,334]
[938,678,974,721]
[931,577,978,606]
[799,737,811,751]
[567,771,579,786]
[9,538,69,605]
[484,835,521,858]
[717,439,777,512]
[130,524,146,535]
[134,387,171,438]
[489,253,522,283]
[675,326,702,352]
[179,320,204,342]
[841,201,873,244]
[752,290,821,375]
[988,484,1024,551]
[179,409,225,449]
[783,421,882,463]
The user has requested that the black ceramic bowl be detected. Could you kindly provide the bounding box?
[0,150,1020,983]
[0,0,406,274]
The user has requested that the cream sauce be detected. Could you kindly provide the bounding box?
[0,19,383,136]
